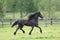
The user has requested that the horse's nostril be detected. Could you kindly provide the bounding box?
[41,18,43,20]
[41,17,43,20]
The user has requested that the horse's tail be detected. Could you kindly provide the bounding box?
[11,20,18,28]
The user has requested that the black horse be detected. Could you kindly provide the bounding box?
[11,12,43,35]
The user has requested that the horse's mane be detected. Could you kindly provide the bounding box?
[28,12,38,20]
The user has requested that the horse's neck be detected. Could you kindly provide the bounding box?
[34,17,38,21]
[28,14,39,21]
[34,15,38,19]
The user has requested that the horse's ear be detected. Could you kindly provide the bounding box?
[39,12,40,13]
[37,12,40,14]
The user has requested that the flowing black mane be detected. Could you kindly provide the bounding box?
[28,12,40,20]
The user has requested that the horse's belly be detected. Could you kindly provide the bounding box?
[24,23,33,26]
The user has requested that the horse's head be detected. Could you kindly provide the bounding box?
[37,12,43,20]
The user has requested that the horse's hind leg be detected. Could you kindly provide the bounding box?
[19,25,25,34]
[35,25,42,33]
[29,26,34,35]
[14,27,19,35]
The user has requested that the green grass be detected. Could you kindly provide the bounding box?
[4,12,27,18]
[5,12,20,18]
[0,24,60,40]
[4,11,60,19]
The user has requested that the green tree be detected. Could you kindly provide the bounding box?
[19,0,38,13]
[0,2,4,18]
[15,0,38,18]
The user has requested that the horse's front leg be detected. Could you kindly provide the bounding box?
[14,27,19,35]
[35,25,42,33]
[29,26,34,35]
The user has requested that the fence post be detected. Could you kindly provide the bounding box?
[1,18,4,27]
[44,18,48,27]
[10,19,12,25]
[50,18,53,25]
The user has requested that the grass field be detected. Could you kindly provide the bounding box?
[0,11,60,40]
[4,11,60,19]
[0,24,60,40]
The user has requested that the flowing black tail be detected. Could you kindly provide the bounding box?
[11,20,18,27]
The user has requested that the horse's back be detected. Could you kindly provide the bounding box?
[18,18,28,24]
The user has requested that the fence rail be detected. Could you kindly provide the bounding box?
[0,18,60,27]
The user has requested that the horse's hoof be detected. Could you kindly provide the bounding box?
[40,30,42,33]
[23,31,25,34]
[29,34,31,35]
[14,32,16,35]
[29,33,31,35]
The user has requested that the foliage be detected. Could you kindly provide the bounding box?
[0,2,4,18]
[0,0,60,18]
[0,0,60,12]
[16,0,38,13]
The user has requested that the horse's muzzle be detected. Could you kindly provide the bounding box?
[41,18,44,20]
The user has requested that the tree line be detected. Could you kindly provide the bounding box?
[0,0,60,18]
